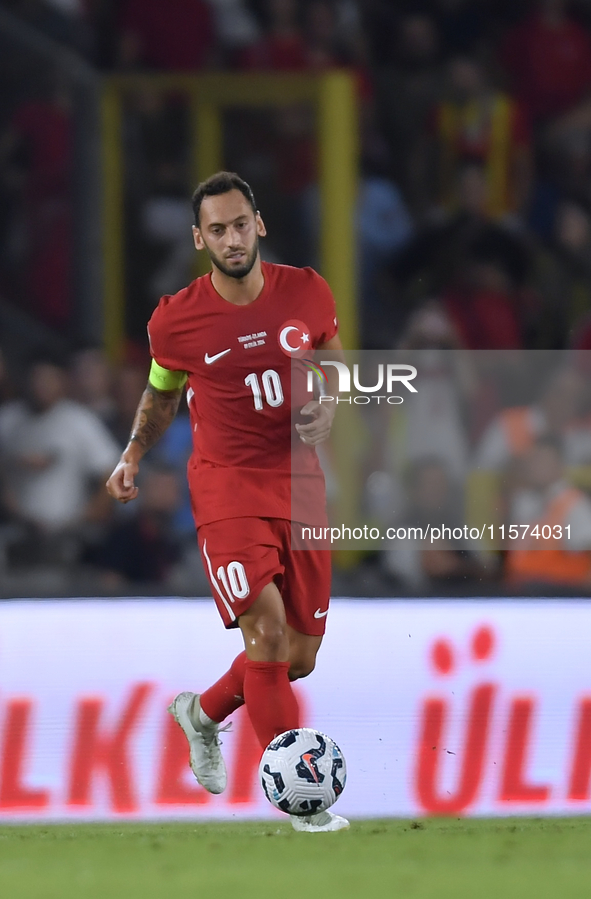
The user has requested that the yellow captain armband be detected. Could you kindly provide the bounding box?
[148,359,188,391]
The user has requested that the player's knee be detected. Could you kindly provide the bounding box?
[250,617,288,659]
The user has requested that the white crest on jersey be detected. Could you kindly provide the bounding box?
[277,320,311,358]
[279,326,301,353]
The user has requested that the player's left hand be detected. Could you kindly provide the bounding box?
[296,401,335,446]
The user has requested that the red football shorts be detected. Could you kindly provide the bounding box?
[197,517,331,636]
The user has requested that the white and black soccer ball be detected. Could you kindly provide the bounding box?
[259,727,346,816]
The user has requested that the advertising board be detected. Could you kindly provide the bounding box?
[0,599,589,820]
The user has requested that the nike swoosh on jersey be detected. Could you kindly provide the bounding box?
[314,608,329,619]
[204,349,232,364]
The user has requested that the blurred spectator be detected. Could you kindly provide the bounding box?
[239,0,374,225]
[88,465,182,587]
[332,0,365,52]
[239,0,362,71]
[68,345,116,427]
[122,89,192,327]
[305,0,371,83]
[0,356,120,562]
[505,436,591,586]
[393,161,533,347]
[108,362,147,447]
[501,0,591,124]
[0,75,73,331]
[395,303,472,479]
[397,299,461,352]
[375,12,443,214]
[244,102,318,267]
[142,191,195,302]
[152,397,195,540]
[304,0,341,68]
[533,198,591,347]
[285,130,414,310]
[117,0,216,71]
[383,458,486,590]
[442,249,524,350]
[543,98,591,230]
[432,55,532,217]
[124,91,189,198]
[245,0,371,274]
[241,0,368,75]
[357,139,414,346]
[364,304,474,535]
[239,0,307,70]
[475,366,591,472]
[206,0,260,60]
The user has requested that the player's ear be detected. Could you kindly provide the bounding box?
[192,225,205,251]
[255,212,267,238]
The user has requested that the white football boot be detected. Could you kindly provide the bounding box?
[291,810,350,833]
[167,692,228,794]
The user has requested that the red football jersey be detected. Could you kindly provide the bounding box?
[148,262,338,527]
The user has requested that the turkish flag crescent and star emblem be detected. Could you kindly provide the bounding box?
[277,320,312,358]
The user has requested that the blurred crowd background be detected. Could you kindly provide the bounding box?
[3,0,591,596]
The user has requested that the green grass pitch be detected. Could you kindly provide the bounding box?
[1,817,590,899]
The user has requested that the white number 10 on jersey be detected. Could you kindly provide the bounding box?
[244,370,284,410]
[217,561,249,600]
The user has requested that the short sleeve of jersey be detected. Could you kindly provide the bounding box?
[147,295,185,372]
[310,271,339,346]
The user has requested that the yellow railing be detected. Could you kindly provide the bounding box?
[100,71,359,361]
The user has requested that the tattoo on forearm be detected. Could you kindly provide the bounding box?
[129,384,182,453]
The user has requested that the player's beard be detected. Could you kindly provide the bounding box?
[205,236,259,280]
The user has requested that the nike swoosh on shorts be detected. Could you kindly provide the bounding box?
[314,608,329,618]
[204,349,231,364]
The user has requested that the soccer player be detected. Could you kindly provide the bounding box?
[106,172,348,832]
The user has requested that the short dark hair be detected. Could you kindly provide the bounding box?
[192,171,257,225]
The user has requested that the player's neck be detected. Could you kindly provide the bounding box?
[210,258,265,306]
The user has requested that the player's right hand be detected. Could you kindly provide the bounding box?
[106,456,139,503]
